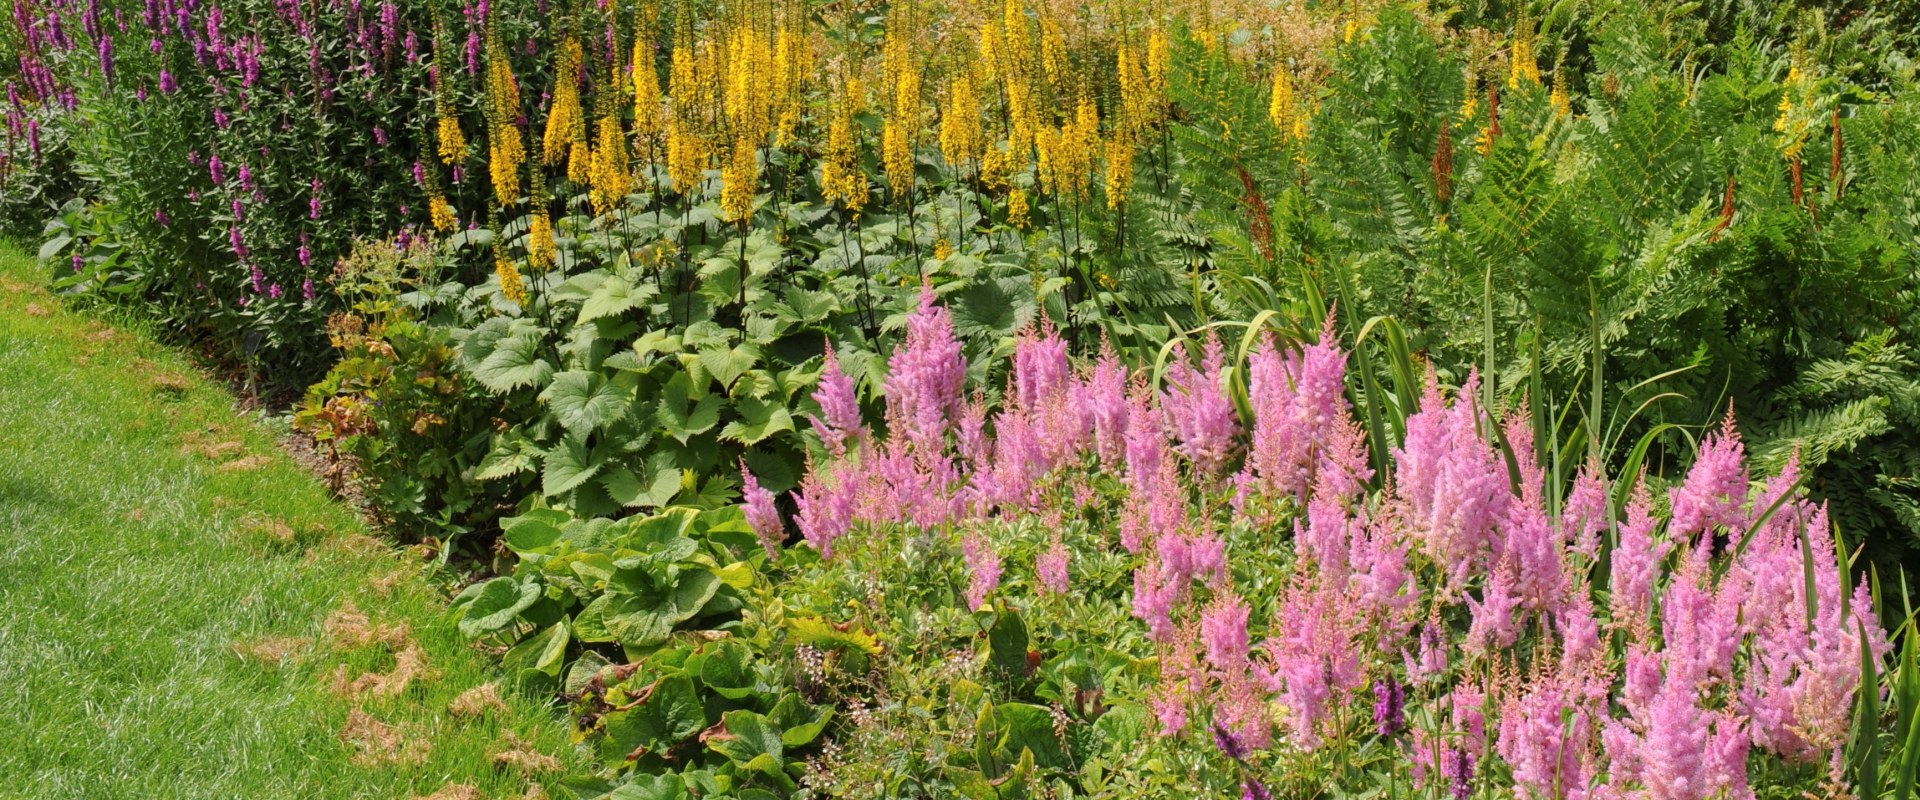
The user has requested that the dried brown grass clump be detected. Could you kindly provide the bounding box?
[231,635,311,667]
[331,645,439,700]
[323,602,411,650]
[449,683,508,718]
[491,734,562,774]
[411,784,480,800]
[338,709,429,766]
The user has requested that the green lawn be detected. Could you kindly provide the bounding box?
[0,242,577,799]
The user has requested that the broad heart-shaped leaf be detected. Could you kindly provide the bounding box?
[609,774,688,800]
[721,397,794,445]
[501,621,570,679]
[501,509,570,555]
[991,702,1073,772]
[987,608,1033,681]
[542,435,603,497]
[770,694,833,747]
[657,372,721,443]
[602,569,722,648]
[541,370,630,433]
[453,576,541,637]
[463,317,554,393]
[602,452,684,509]
[600,674,706,762]
[708,709,783,765]
[579,271,654,322]
[697,342,760,391]
[699,640,757,699]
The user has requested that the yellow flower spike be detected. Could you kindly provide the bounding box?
[632,37,662,139]
[528,211,556,271]
[720,138,758,223]
[495,253,527,307]
[436,116,466,166]
[1269,66,1295,131]
[1008,188,1030,229]
[428,193,457,232]
[883,119,913,198]
[484,23,524,208]
[939,75,982,176]
[543,38,584,166]
[1105,137,1134,209]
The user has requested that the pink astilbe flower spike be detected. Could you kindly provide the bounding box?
[1131,558,1180,641]
[1123,381,1165,491]
[1011,318,1072,410]
[793,465,856,559]
[1348,506,1417,625]
[1035,535,1070,596]
[1499,411,1572,618]
[1465,560,1522,652]
[1740,504,1892,761]
[1257,576,1363,750]
[1667,412,1750,539]
[1608,481,1666,623]
[884,284,967,452]
[1561,460,1610,565]
[1498,678,1598,800]
[1160,335,1240,477]
[1200,591,1251,671]
[1601,683,1752,800]
[807,343,865,455]
[1393,370,1511,591]
[739,461,783,559]
[961,530,1001,612]
[1238,313,1367,506]
[1084,342,1132,466]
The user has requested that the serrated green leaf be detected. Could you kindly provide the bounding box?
[542,371,630,433]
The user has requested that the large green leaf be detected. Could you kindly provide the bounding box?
[720,397,795,445]
[580,272,655,322]
[542,435,604,497]
[992,702,1072,772]
[453,576,541,637]
[602,570,722,648]
[699,640,757,700]
[601,674,707,761]
[501,621,571,679]
[464,317,554,392]
[707,709,783,765]
[698,342,761,390]
[770,694,833,747]
[542,371,630,433]
[657,372,722,442]
[603,452,684,509]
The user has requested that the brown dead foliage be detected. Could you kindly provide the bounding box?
[448,682,508,718]
[240,514,298,544]
[331,644,439,701]
[23,302,47,317]
[338,709,429,767]
[179,429,245,460]
[216,454,273,473]
[411,785,481,800]
[491,735,562,775]
[231,635,311,667]
[368,567,411,598]
[323,602,411,650]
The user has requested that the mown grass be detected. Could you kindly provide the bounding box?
[0,242,577,799]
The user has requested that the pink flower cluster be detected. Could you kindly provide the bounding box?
[744,294,1893,796]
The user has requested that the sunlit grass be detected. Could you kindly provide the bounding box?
[0,242,578,799]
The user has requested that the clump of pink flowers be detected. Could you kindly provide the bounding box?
[743,294,1894,796]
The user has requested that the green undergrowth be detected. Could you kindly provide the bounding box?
[0,242,578,799]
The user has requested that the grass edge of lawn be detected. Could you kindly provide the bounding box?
[0,242,587,800]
